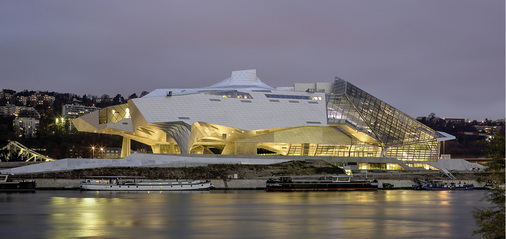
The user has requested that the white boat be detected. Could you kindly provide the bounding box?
[80,176,212,191]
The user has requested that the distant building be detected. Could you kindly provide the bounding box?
[0,89,15,100]
[0,105,17,116]
[15,96,28,106]
[0,105,39,118]
[62,104,100,119]
[13,116,39,138]
[27,91,55,106]
[63,104,100,130]
[443,118,466,124]
[42,95,55,105]
[473,125,504,135]
[102,147,122,159]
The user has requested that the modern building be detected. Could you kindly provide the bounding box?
[73,69,455,170]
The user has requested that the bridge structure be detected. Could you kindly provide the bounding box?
[0,141,54,162]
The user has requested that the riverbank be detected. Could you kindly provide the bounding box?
[32,177,489,190]
[2,160,492,190]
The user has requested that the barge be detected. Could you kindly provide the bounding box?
[0,175,36,192]
[412,179,474,190]
[266,175,378,191]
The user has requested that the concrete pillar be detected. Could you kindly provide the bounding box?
[120,137,131,158]
[381,148,388,157]
[168,143,175,154]
[302,143,310,156]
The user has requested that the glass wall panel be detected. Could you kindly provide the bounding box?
[327,79,440,162]
[99,104,130,124]
[287,144,302,156]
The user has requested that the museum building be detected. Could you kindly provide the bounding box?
[73,69,454,170]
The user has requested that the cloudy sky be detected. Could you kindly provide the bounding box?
[1,0,504,121]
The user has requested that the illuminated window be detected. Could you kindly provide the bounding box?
[265,94,311,100]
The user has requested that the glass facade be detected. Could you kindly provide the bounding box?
[99,104,130,124]
[326,79,440,162]
[265,94,322,101]
[286,142,380,157]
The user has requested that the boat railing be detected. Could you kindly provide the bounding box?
[332,176,352,182]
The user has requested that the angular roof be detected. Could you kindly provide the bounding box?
[206,69,274,90]
[143,69,274,98]
[328,79,441,147]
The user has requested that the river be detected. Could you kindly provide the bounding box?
[0,190,490,239]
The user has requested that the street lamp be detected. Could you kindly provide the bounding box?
[100,147,104,158]
[91,146,95,158]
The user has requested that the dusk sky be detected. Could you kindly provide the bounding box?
[1,1,504,121]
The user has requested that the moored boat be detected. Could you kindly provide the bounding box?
[80,176,212,191]
[412,179,474,190]
[265,175,378,192]
[0,174,36,192]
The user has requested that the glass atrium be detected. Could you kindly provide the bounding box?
[325,79,440,162]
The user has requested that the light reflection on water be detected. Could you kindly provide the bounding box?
[0,190,489,239]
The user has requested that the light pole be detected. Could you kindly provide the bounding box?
[91,146,95,158]
[100,147,104,158]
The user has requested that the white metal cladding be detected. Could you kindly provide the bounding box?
[130,91,328,131]
[143,69,274,98]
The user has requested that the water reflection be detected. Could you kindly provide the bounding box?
[0,190,488,239]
